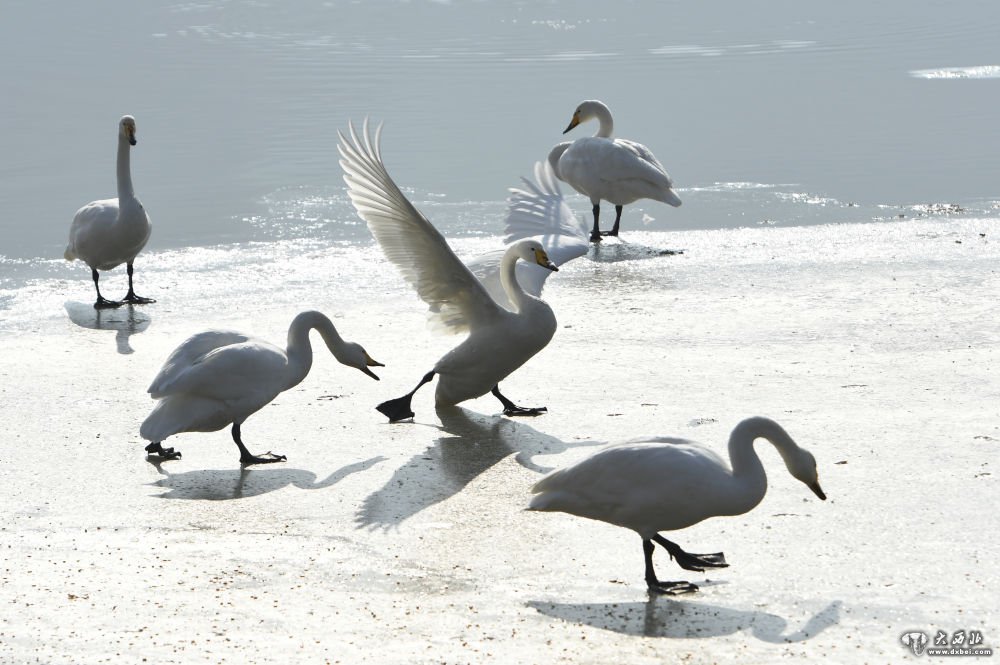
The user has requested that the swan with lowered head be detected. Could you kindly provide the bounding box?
[65,115,154,309]
[549,100,681,242]
[338,120,561,422]
[529,417,826,594]
[140,310,383,466]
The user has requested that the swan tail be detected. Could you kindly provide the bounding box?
[658,189,683,208]
[64,245,77,262]
[526,489,570,512]
[140,395,231,442]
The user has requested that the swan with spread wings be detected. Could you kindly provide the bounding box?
[339,121,565,422]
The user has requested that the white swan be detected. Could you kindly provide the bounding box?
[140,310,383,466]
[338,120,560,422]
[529,417,826,594]
[463,160,590,313]
[549,100,682,242]
[65,115,154,309]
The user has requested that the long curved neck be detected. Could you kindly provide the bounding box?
[116,135,135,202]
[499,247,531,314]
[284,311,344,389]
[591,103,614,138]
[726,417,797,509]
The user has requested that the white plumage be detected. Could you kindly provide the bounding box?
[140,311,382,466]
[338,120,562,421]
[549,100,682,242]
[65,115,154,308]
[529,417,826,594]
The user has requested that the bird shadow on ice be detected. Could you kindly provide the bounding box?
[528,598,842,643]
[145,455,386,501]
[355,406,600,530]
[588,239,683,263]
[64,301,150,354]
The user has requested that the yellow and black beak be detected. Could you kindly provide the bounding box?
[362,353,384,381]
[562,113,581,134]
[808,481,827,501]
[534,248,558,272]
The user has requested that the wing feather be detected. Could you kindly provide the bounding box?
[338,120,500,334]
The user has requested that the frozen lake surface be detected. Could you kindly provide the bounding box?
[1,0,999,661]
[1,219,997,662]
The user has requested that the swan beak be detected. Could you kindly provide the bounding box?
[563,114,581,134]
[808,481,827,501]
[362,353,384,381]
[534,249,559,271]
[126,127,137,146]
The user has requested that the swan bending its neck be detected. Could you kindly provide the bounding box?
[563,100,614,138]
[499,240,553,313]
[285,311,351,388]
[728,416,826,510]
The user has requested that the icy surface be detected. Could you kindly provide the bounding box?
[1,220,997,663]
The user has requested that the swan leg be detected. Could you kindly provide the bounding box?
[376,371,435,422]
[652,534,729,571]
[491,385,547,417]
[91,268,123,309]
[589,204,602,243]
[232,423,287,466]
[643,539,698,595]
[601,205,623,237]
[144,441,182,460]
[121,262,156,305]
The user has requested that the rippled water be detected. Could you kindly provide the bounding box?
[1,0,999,289]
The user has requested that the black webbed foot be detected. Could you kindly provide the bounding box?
[376,395,416,423]
[94,296,123,309]
[122,293,156,305]
[648,580,699,595]
[502,405,548,417]
[145,442,181,460]
[240,451,287,466]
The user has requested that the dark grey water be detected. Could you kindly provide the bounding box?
[1,0,998,265]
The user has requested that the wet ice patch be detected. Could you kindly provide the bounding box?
[911,65,1000,79]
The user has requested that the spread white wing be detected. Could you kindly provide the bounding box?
[338,120,502,335]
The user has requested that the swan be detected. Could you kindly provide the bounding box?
[65,115,154,309]
[529,417,826,594]
[549,100,682,242]
[140,310,383,466]
[338,120,560,422]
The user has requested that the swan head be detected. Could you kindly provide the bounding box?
[562,100,609,135]
[513,239,558,272]
[336,342,384,381]
[788,447,826,501]
[119,115,137,146]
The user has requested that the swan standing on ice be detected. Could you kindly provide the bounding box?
[140,311,383,466]
[338,121,560,422]
[549,100,682,242]
[65,115,154,309]
[529,417,826,594]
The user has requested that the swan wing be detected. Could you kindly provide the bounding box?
[339,120,501,335]
[612,138,675,188]
[148,330,251,396]
[150,339,288,403]
[468,161,589,310]
[65,199,119,261]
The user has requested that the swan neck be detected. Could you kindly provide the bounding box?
[285,311,348,388]
[116,135,135,201]
[593,103,614,138]
[727,417,800,508]
[500,247,529,313]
